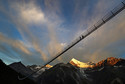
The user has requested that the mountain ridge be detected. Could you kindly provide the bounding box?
[93,57,125,68]
[69,57,125,68]
[0,59,36,84]
[9,61,34,76]
[38,57,125,84]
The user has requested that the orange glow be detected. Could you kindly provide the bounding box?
[70,58,94,68]
[93,57,122,68]
[45,64,53,68]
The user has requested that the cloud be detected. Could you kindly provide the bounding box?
[0,1,48,63]
[19,2,46,24]
[54,0,125,63]
[63,2,125,63]
[0,0,124,65]
[0,33,31,55]
[0,32,36,64]
[60,43,67,47]
[0,0,66,64]
[16,0,65,60]
[0,32,49,65]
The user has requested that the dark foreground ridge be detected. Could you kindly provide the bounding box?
[0,59,36,84]
[38,57,125,84]
[38,63,89,84]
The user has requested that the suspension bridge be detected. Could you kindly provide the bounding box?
[18,1,125,80]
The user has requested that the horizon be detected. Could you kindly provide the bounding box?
[0,56,123,67]
[0,0,125,65]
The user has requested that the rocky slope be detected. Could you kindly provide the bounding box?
[0,59,36,84]
[9,61,36,81]
[9,62,34,76]
[37,63,89,84]
[27,64,53,78]
[9,61,53,81]
[27,64,52,72]
[93,57,125,68]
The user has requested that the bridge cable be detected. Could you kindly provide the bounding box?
[18,1,125,80]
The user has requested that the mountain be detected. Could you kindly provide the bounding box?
[27,64,53,72]
[9,62,34,76]
[37,63,89,84]
[84,57,125,84]
[9,61,53,81]
[27,64,53,78]
[0,59,36,84]
[69,57,125,68]
[3,57,125,84]
[37,57,125,84]
[93,57,125,68]
[69,58,95,68]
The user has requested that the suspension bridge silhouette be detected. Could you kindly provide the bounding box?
[18,1,125,80]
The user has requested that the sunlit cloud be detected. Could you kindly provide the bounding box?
[0,0,125,65]
[20,3,45,24]
[0,33,31,55]
[0,0,65,64]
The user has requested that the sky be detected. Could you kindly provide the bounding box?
[0,0,125,65]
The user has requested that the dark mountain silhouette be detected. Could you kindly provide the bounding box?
[37,63,89,84]
[0,59,36,84]
[9,61,34,76]
[9,61,37,81]
[85,65,125,84]
[1,57,125,84]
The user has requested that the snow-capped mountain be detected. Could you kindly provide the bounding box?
[69,57,125,69]
[69,58,95,68]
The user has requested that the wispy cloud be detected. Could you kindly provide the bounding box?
[19,3,45,24]
[0,0,124,65]
[0,0,66,64]
[0,33,31,55]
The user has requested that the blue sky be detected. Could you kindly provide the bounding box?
[0,0,125,65]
